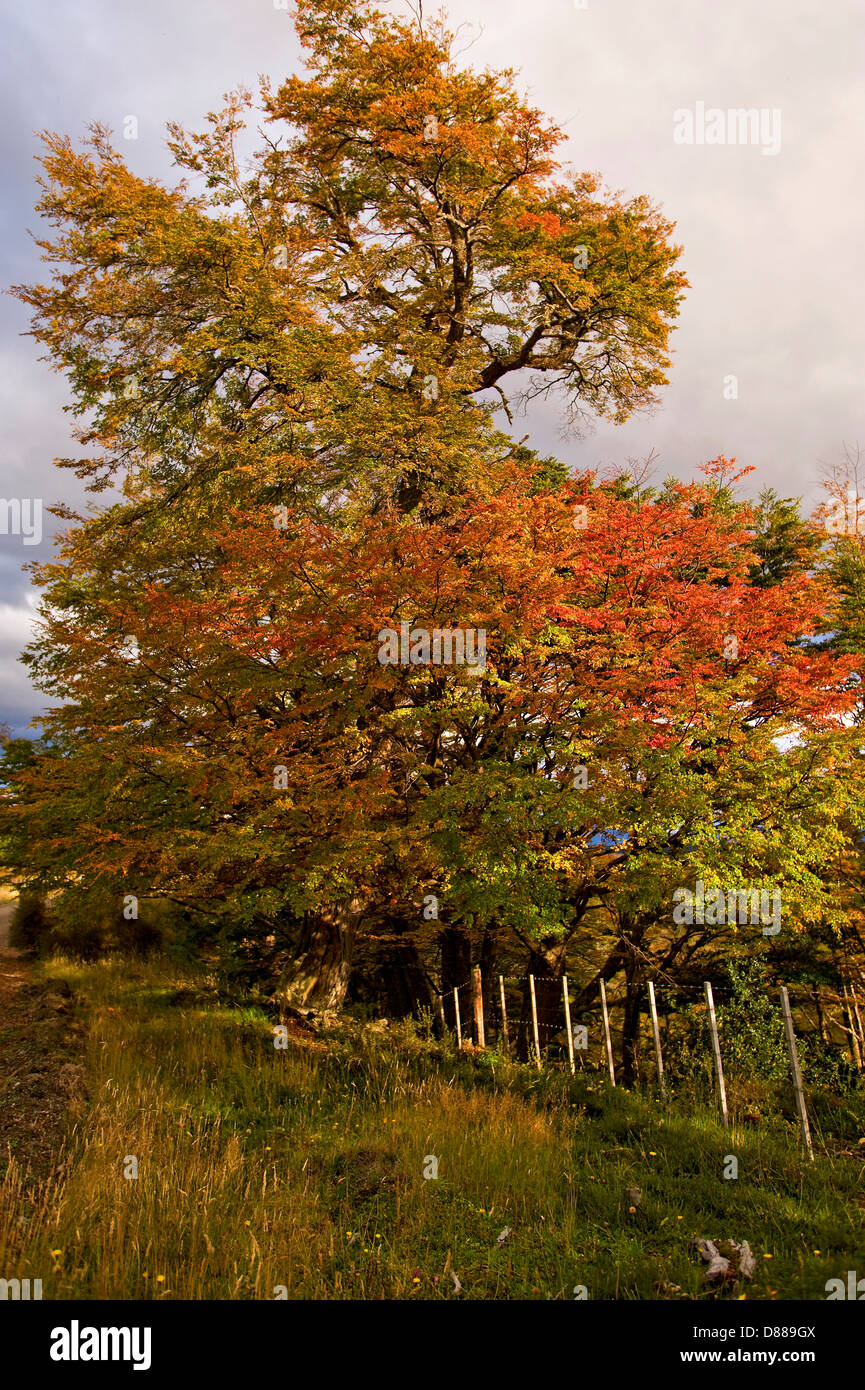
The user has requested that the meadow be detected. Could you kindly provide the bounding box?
[2,954,863,1301]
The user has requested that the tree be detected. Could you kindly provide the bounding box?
[748,487,822,590]
[15,1,687,509]
[257,0,687,438]
[6,454,861,1018]
[6,0,689,1006]
[11,2,858,1039]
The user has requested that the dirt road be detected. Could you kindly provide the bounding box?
[0,897,86,1178]
[0,900,15,951]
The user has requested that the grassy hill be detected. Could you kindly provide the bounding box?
[1,955,863,1300]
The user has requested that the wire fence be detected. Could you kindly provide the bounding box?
[421,967,865,1157]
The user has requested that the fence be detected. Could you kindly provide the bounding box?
[431,967,865,1160]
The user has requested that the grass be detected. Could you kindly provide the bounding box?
[1,954,863,1300]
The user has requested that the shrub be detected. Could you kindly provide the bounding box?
[109,905,163,957]
[718,958,788,1082]
[50,916,105,962]
[800,1034,860,1092]
[9,893,52,953]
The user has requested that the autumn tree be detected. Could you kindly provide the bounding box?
[581,467,864,1082]
[5,446,862,1029]
[6,0,691,1006]
[800,451,865,1062]
[257,0,687,441]
[12,0,858,1042]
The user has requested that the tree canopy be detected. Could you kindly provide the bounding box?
[3,0,862,1035]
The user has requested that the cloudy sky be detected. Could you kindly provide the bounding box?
[1,0,862,735]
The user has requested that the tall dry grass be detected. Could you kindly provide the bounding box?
[1,955,863,1299]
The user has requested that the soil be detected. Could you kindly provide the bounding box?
[0,902,87,1180]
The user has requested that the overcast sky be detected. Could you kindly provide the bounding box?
[1,0,863,735]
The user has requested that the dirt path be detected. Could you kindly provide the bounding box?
[0,901,14,950]
[0,901,87,1179]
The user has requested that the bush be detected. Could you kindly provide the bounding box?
[800,1034,860,1092]
[717,958,789,1082]
[661,997,715,1095]
[109,906,163,957]
[50,917,105,962]
[8,891,197,962]
[9,893,52,953]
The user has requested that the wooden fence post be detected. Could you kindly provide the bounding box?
[563,975,575,1076]
[704,981,728,1127]
[453,987,462,1049]
[647,980,667,1101]
[438,993,447,1036]
[499,975,509,1055]
[599,978,616,1086]
[779,986,814,1161]
[472,965,485,1049]
[529,974,542,1069]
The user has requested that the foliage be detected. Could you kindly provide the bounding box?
[2,0,863,1026]
[9,893,52,954]
[718,959,788,1083]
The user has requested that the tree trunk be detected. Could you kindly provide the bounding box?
[610,914,649,1085]
[480,926,497,1042]
[517,939,568,1061]
[440,924,471,1029]
[380,938,435,1019]
[621,977,643,1087]
[280,899,362,1011]
[812,985,828,1044]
